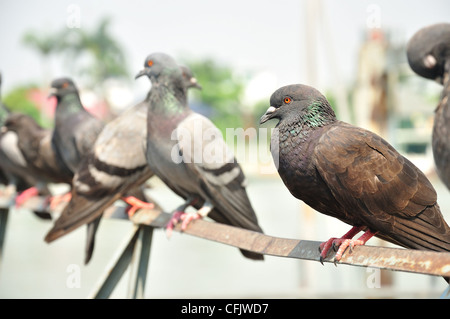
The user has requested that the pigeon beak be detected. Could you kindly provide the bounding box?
[259,106,277,124]
[423,54,437,68]
[47,88,57,98]
[135,69,149,80]
[190,77,202,90]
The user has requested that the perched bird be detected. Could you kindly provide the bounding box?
[407,23,450,191]
[49,77,105,174]
[0,73,13,187]
[2,112,73,189]
[136,52,264,260]
[260,84,450,263]
[45,77,105,258]
[0,74,43,201]
[44,66,201,264]
[0,111,36,199]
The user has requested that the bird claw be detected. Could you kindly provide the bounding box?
[318,237,338,265]
[332,242,338,252]
[179,212,201,231]
[49,192,72,211]
[122,196,155,218]
[15,187,39,208]
[165,211,202,238]
[165,211,185,238]
[319,256,324,266]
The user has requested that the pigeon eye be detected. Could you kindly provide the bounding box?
[62,82,69,89]
[147,60,154,67]
[284,97,292,104]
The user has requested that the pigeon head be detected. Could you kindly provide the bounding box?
[260,84,336,127]
[2,113,39,133]
[180,65,202,90]
[135,52,182,83]
[407,23,450,84]
[49,77,78,98]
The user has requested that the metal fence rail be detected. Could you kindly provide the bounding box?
[130,208,450,278]
[0,193,449,298]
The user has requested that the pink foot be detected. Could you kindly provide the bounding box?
[320,229,377,264]
[165,211,202,238]
[122,196,155,217]
[319,226,364,264]
[15,187,39,207]
[49,192,72,210]
[179,212,201,231]
[166,211,185,238]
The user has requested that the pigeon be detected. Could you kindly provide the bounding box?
[45,77,105,257]
[44,66,201,264]
[260,84,450,264]
[0,73,13,187]
[0,112,37,198]
[2,112,73,188]
[136,52,264,260]
[0,74,43,201]
[49,77,105,174]
[407,23,450,191]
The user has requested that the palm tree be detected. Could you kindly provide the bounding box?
[62,17,129,86]
[22,29,65,84]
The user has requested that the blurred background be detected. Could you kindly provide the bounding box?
[0,0,449,298]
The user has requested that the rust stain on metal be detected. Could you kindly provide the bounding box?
[127,208,450,278]
[4,197,450,279]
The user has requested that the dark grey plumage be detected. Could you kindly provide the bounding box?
[260,84,450,257]
[137,52,264,260]
[46,77,104,258]
[49,77,104,174]
[407,23,450,191]
[0,74,43,198]
[3,113,73,185]
[0,112,36,196]
[45,66,201,264]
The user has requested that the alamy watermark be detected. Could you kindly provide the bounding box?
[366,4,381,29]
[66,4,81,29]
[66,264,81,288]
[366,268,381,288]
[169,122,279,175]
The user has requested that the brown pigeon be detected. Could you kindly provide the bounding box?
[260,84,450,264]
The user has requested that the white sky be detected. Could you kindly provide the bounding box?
[1,0,449,102]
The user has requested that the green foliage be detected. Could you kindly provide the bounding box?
[60,17,129,85]
[181,58,246,133]
[22,29,66,57]
[22,17,129,87]
[3,85,49,127]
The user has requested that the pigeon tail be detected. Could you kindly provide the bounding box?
[85,216,101,264]
[383,205,450,253]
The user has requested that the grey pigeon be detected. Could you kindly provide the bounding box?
[260,84,450,264]
[44,66,201,264]
[49,77,105,174]
[407,23,450,191]
[47,77,105,255]
[0,74,47,202]
[136,52,264,260]
[3,112,73,188]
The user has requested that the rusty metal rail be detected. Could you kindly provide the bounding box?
[130,208,450,278]
[1,193,449,298]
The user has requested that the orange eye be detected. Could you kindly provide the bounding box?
[284,97,292,104]
[62,82,69,89]
[147,60,153,67]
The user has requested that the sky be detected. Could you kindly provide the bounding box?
[1,0,449,104]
